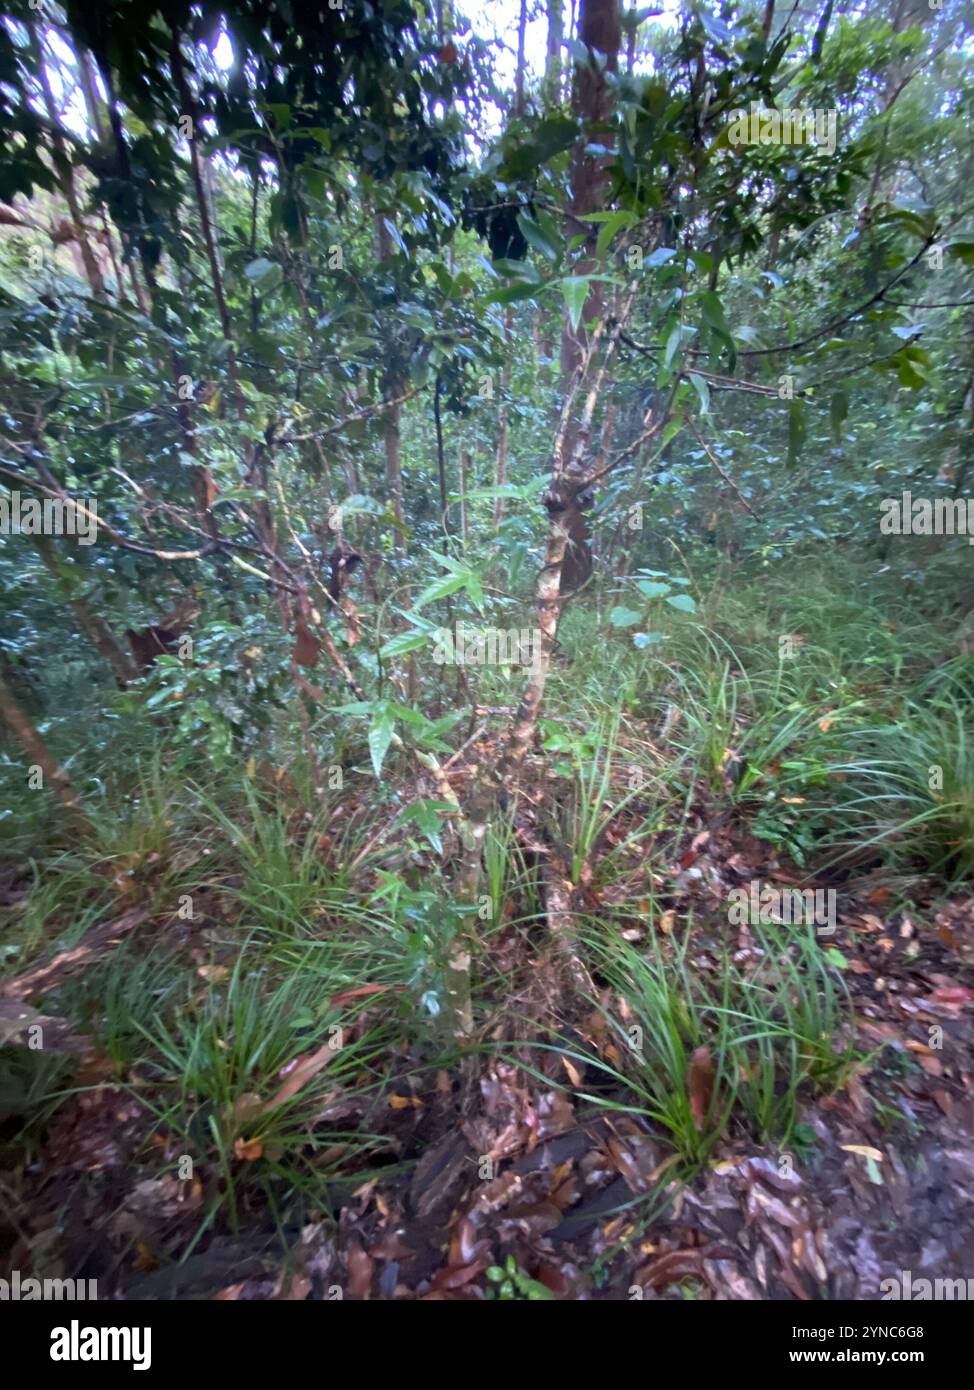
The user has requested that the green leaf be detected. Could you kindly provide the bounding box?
[491,257,545,284]
[561,276,590,332]
[663,323,684,370]
[412,571,469,609]
[633,632,665,648]
[896,353,927,389]
[699,289,730,338]
[397,799,455,855]
[526,115,578,162]
[665,593,697,613]
[368,709,396,779]
[660,414,684,449]
[382,218,409,255]
[688,372,710,414]
[947,240,974,266]
[609,606,642,627]
[244,257,282,291]
[464,571,485,610]
[486,281,543,306]
[379,631,430,659]
[333,701,377,717]
[388,703,430,727]
[636,579,671,598]
[699,290,736,369]
[877,207,935,241]
[516,211,561,263]
[787,399,806,466]
[428,549,469,575]
[413,712,462,752]
[517,1275,557,1300]
[594,210,637,259]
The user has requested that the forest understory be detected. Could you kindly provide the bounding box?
[4,566,974,1301]
[2,0,974,1311]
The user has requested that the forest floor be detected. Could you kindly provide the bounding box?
[2,737,973,1301]
[3,563,974,1300]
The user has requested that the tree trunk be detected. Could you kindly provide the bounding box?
[493,310,513,530]
[514,0,528,116]
[562,0,620,374]
[459,450,470,545]
[626,0,638,72]
[0,668,89,826]
[31,25,107,300]
[451,0,630,1003]
[171,32,238,390]
[78,50,107,144]
[33,537,137,686]
[557,0,621,591]
[376,216,405,547]
[434,375,450,541]
[545,0,564,106]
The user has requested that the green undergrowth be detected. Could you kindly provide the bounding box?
[0,551,969,1261]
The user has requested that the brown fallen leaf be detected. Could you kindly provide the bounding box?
[431,1258,490,1292]
[262,1042,333,1113]
[329,982,400,1007]
[561,1054,583,1088]
[634,1249,711,1293]
[931,985,974,1009]
[688,1045,715,1129]
[234,1136,263,1161]
[346,1241,373,1300]
[276,1273,311,1301]
[932,1088,953,1115]
[840,1144,884,1161]
[197,964,229,982]
[388,1094,422,1110]
[133,1242,159,1273]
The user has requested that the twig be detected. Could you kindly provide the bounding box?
[280,389,419,445]
[687,416,759,519]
